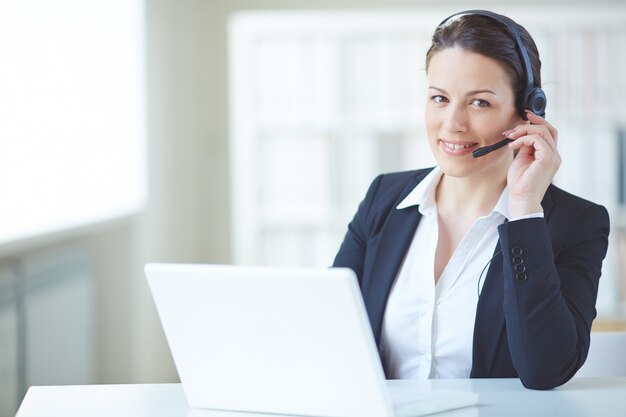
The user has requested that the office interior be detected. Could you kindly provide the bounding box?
[1,0,626,416]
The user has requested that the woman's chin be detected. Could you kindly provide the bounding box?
[434,153,510,180]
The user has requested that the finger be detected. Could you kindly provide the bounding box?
[525,111,558,143]
[509,139,535,159]
[508,133,549,148]
[508,134,561,167]
[506,124,557,154]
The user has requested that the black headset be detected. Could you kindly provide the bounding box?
[437,10,547,119]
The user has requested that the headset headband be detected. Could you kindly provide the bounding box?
[436,10,546,118]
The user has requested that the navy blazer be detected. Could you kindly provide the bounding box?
[333,168,610,390]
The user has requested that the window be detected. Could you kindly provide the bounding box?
[0,0,146,245]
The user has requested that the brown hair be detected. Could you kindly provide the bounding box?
[425,14,542,115]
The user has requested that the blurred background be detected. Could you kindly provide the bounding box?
[1,0,626,415]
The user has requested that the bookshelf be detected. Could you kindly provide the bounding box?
[229,7,626,317]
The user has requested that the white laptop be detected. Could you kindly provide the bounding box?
[145,263,478,417]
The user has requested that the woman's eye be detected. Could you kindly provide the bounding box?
[431,95,448,104]
[471,99,490,108]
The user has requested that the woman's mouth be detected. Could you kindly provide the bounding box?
[439,139,478,156]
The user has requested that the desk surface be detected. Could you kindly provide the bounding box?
[15,377,626,417]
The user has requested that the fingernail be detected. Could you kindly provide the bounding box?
[502,129,515,136]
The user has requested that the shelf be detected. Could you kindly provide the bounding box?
[592,317,626,332]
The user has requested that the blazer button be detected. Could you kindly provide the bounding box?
[512,256,524,265]
[511,247,523,256]
[516,272,528,282]
[515,264,526,273]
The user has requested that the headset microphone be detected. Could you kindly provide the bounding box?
[472,138,513,158]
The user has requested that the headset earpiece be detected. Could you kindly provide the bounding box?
[524,87,547,119]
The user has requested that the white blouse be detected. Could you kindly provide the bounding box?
[380,167,510,379]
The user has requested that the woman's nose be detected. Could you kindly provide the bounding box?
[442,104,469,133]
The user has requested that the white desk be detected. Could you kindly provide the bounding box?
[15,377,626,417]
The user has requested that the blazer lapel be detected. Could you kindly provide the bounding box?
[471,241,505,377]
[364,206,422,344]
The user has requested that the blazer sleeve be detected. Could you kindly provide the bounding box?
[332,174,384,282]
[498,204,610,389]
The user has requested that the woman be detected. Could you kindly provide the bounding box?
[332,10,610,390]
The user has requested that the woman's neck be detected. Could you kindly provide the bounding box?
[435,168,508,218]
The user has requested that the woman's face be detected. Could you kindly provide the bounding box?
[425,47,524,179]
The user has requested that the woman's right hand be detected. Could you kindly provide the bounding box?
[506,111,561,218]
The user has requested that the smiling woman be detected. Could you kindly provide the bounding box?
[0,0,146,246]
[332,10,610,390]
